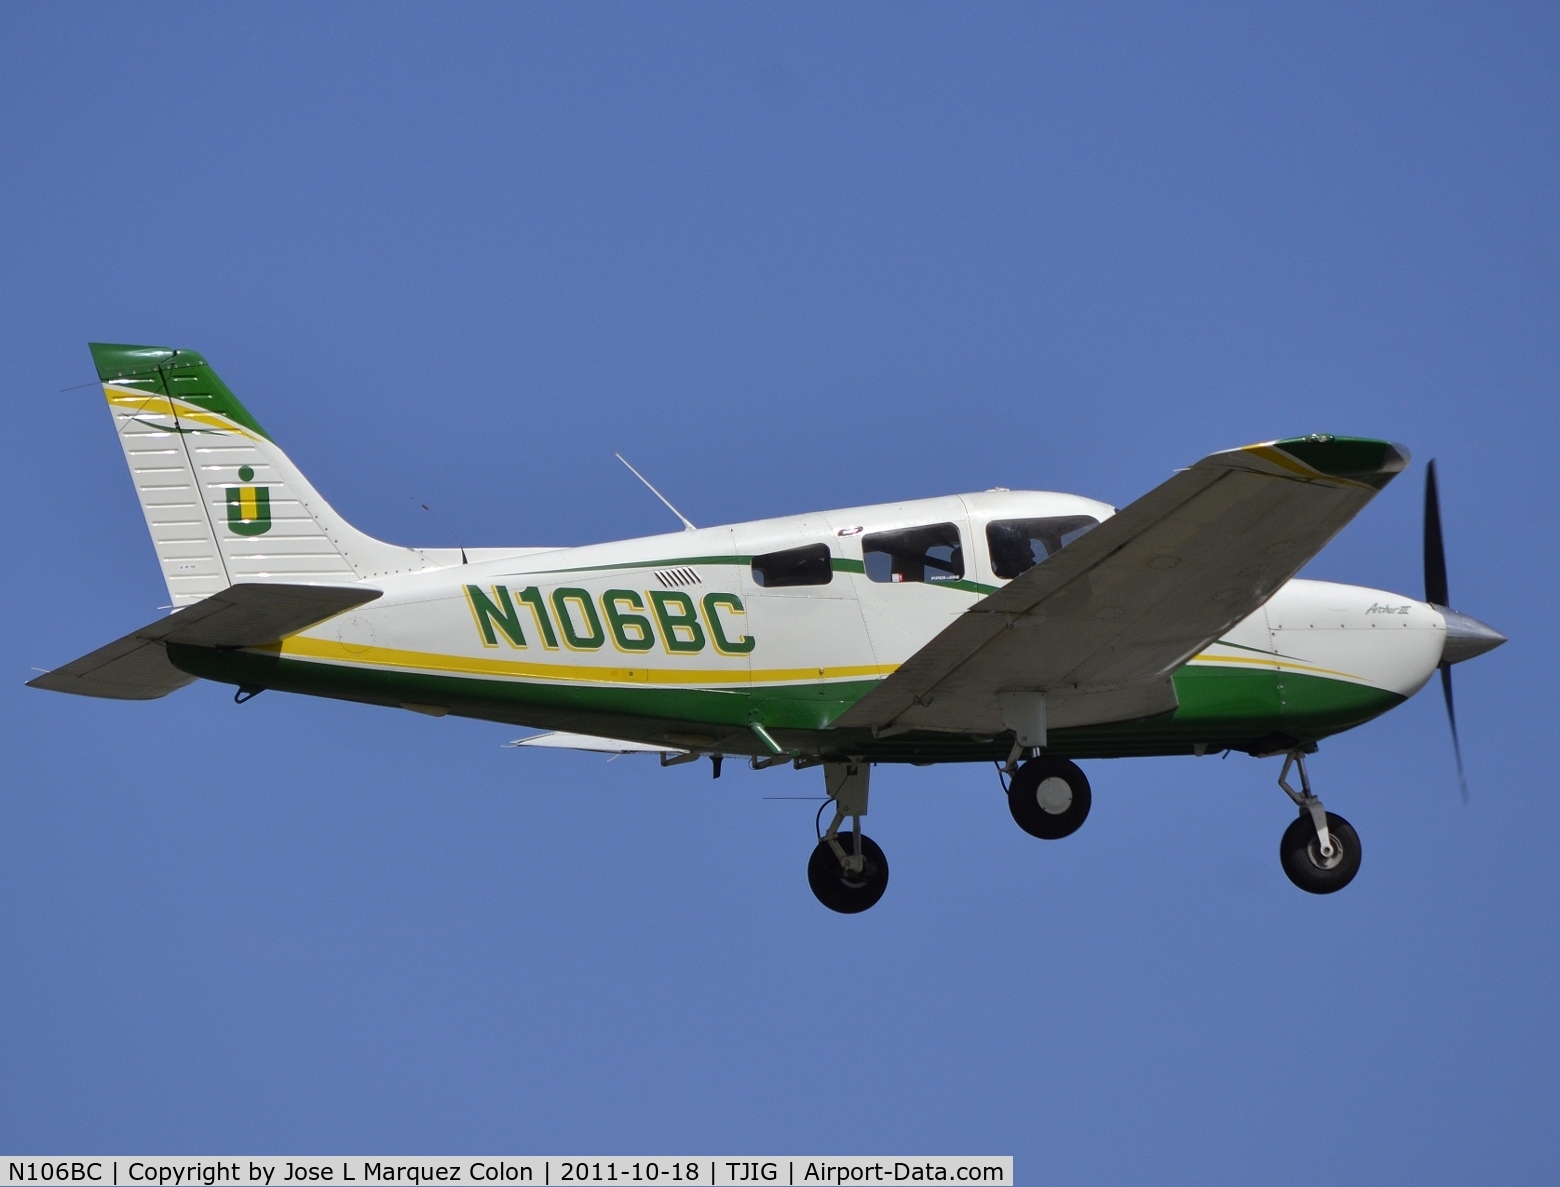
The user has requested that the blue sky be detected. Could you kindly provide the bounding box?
[2,3,1556,1181]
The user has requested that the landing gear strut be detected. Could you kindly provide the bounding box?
[807,761,889,913]
[1276,751,1362,894]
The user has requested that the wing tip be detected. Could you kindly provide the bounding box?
[1241,435,1410,489]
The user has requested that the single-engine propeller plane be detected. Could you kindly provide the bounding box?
[31,344,1507,911]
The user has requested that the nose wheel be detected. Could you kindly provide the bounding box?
[1276,751,1362,894]
[1280,810,1361,893]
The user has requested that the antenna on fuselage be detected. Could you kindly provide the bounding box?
[412,498,468,564]
[614,452,697,532]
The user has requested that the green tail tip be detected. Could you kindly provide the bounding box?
[85,342,270,442]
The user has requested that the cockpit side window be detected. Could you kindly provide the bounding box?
[986,515,1099,579]
[751,542,833,588]
[863,523,965,584]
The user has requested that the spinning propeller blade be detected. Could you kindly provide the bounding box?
[1421,459,1512,802]
[1438,659,1468,803]
[1424,460,1465,800]
[1424,459,1449,609]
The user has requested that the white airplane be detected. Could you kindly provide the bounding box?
[32,344,1506,912]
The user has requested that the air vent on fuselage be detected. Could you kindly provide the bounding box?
[654,566,702,588]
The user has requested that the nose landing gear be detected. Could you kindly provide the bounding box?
[1276,751,1362,894]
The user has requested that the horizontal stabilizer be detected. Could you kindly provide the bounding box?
[28,583,381,700]
[27,631,196,701]
[506,731,683,755]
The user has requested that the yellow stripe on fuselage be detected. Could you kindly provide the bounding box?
[1188,649,1367,684]
[268,634,899,689]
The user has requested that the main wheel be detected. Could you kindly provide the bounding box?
[1280,811,1361,894]
[808,832,889,914]
[1008,756,1092,839]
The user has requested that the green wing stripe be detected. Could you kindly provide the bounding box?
[1263,435,1409,490]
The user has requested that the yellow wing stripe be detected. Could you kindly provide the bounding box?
[268,634,899,688]
[1239,443,1375,491]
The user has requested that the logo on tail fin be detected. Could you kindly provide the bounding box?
[226,465,272,536]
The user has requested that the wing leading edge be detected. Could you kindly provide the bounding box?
[833,435,1409,736]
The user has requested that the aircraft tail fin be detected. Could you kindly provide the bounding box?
[90,343,454,605]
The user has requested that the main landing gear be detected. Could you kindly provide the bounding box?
[1006,754,1092,839]
[808,761,889,914]
[1276,750,1361,894]
[798,748,1361,907]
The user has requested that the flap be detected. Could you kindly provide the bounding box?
[834,435,1407,735]
[506,731,682,755]
[27,582,381,700]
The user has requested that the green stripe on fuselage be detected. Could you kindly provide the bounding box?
[168,645,1403,762]
[515,553,998,593]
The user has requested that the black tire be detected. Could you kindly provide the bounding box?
[807,832,889,914]
[1280,811,1362,894]
[1008,756,1092,839]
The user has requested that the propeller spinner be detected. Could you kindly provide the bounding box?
[1423,459,1506,800]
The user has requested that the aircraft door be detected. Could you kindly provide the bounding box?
[736,517,878,732]
[846,500,981,672]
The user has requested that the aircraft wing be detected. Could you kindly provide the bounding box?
[27,583,382,700]
[833,436,1409,736]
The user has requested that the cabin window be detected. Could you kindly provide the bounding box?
[863,523,964,584]
[751,542,833,588]
[985,515,1099,579]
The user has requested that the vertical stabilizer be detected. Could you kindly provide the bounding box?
[90,343,452,605]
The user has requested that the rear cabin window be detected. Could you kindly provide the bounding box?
[751,543,833,588]
[863,523,965,584]
[985,515,1100,579]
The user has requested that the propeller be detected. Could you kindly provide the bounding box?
[1422,460,1464,799]
[1423,459,1506,802]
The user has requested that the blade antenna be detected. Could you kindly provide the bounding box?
[413,498,468,564]
[615,453,697,531]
